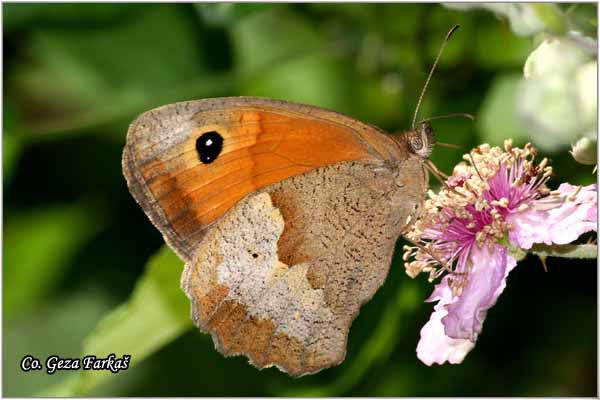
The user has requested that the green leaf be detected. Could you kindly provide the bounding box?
[3,201,106,321]
[478,74,528,146]
[39,245,192,396]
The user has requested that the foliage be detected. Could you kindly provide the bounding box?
[3,3,596,396]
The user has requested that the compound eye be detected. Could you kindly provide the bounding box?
[410,135,424,151]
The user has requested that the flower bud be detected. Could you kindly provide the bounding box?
[570,137,597,165]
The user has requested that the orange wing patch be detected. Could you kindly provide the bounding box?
[123,99,396,261]
[141,110,377,236]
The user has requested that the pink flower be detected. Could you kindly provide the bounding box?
[404,141,597,366]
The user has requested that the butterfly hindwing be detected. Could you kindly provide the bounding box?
[181,158,428,376]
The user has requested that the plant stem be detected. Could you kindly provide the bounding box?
[529,243,597,259]
[509,243,597,262]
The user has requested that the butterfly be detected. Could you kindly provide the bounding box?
[122,26,460,377]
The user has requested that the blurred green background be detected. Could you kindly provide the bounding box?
[3,3,596,397]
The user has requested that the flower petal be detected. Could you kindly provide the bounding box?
[443,245,517,341]
[417,278,476,366]
[508,183,597,248]
[506,208,547,249]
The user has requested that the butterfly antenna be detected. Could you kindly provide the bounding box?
[421,112,475,123]
[436,141,463,150]
[411,24,460,129]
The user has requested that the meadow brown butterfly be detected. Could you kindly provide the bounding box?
[123,26,460,376]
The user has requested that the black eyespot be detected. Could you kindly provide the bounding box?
[252,253,259,259]
[196,131,224,164]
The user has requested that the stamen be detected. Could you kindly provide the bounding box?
[467,151,485,183]
[403,141,565,287]
[491,198,509,208]
[402,234,456,274]
[567,185,582,201]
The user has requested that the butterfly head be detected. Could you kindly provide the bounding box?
[406,121,435,159]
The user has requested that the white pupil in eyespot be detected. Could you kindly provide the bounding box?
[205,139,213,146]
